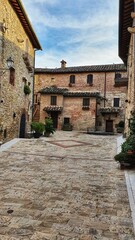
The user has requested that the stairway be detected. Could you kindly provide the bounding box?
[33,104,40,122]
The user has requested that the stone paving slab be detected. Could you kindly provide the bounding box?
[0,131,134,239]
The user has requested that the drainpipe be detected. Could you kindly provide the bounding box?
[104,72,107,107]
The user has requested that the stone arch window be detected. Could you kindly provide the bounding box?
[9,67,15,86]
[69,75,75,84]
[87,74,93,85]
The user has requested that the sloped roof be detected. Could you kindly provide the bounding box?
[119,0,133,64]
[63,92,100,97]
[38,87,102,98]
[39,87,68,94]
[43,106,63,112]
[9,0,42,50]
[35,64,126,74]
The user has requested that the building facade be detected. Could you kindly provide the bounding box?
[34,61,127,133]
[119,0,135,136]
[0,0,41,142]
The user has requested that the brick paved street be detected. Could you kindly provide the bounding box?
[0,131,134,239]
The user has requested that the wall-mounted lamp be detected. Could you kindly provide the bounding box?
[0,57,14,76]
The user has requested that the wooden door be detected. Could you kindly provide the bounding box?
[50,112,58,129]
[106,120,113,132]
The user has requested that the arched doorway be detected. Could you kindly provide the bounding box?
[19,113,26,138]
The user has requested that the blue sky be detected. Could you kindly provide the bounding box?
[22,0,122,68]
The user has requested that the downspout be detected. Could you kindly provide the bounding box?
[104,72,107,107]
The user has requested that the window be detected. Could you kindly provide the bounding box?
[9,67,15,86]
[87,74,93,85]
[70,75,75,84]
[83,98,90,106]
[64,117,70,124]
[51,96,57,105]
[114,98,120,107]
[115,73,121,79]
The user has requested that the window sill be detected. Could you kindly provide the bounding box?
[82,106,90,110]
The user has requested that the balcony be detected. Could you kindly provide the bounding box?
[114,77,128,87]
[99,107,120,115]
[43,106,63,112]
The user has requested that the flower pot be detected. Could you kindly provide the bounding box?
[44,132,50,137]
[33,132,42,138]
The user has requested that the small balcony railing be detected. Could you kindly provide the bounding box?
[114,77,128,87]
[99,107,120,114]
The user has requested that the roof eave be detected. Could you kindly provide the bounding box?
[118,0,133,64]
[9,0,42,50]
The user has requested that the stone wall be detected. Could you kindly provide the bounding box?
[0,0,35,142]
[124,34,135,136]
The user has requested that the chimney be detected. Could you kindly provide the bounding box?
[60,60,67,69]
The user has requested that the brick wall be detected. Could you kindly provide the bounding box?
[34,66,127,132]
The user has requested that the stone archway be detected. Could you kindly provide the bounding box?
[19,113,26,138]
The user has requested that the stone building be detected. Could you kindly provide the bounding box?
[119,0,135,136]
[34,61,127,133]
[0,0,41,142]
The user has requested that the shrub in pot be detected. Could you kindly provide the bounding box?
[44,117,55,137]
[24,85,31,95]
[31,122,44,138]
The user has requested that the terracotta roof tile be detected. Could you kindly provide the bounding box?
[63,92,100,97]
[43,106,63,112]
[35,64,126,74]
[39,87,68,94]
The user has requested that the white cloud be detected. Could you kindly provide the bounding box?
[35,43,122,68]
[21,0,121,68]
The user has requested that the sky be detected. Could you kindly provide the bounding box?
[22,0,122,68]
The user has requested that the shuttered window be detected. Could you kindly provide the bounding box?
[70,75,75,84]
[87,74,93,85]
[83,98,90,106]
[114,98,120,107]
[51,96,57,105]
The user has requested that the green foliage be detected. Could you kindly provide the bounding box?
[45,117,55,134]
[121,135,135,152]
[114,152,135,163]
[114,152,127,162]
[31,122,44,134]
[114,112,135,165]
[130,113,135,135]
[24,85,31,95]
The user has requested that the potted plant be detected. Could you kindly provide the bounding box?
[114,112,135,168]
[31,122,44,138]
[117,120,124,133]
[24,84,31,95]
[44,117,55,137]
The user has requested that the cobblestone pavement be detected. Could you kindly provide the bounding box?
[0,131,134,239]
